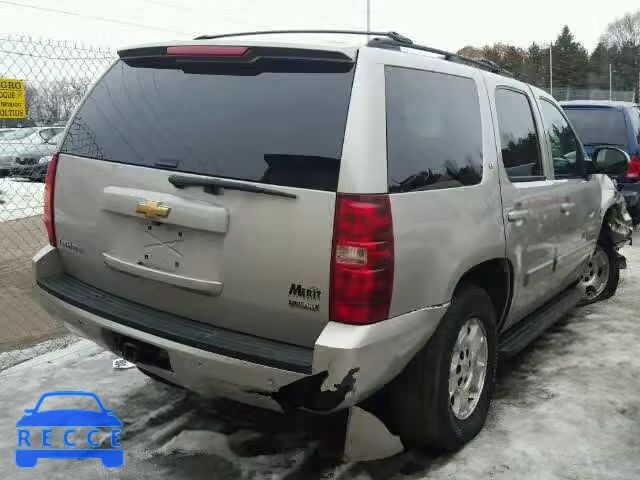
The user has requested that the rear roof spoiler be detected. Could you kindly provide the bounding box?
[117,44,354,64]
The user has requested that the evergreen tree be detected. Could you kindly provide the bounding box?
[522,42,550,89]
[455,13,640,100]
[552,26,590,89]
[588,42,613,90]
[477,43,527,78]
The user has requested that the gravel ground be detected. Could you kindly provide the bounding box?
[1,244,639,479]
[0,177,60,354]
[0,213,62,353]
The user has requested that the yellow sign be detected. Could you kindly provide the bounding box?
[0,78,27,119]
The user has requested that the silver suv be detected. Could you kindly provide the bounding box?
[33,31,630,452]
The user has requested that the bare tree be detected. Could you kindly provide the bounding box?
[24,78,91,125]
[601,11,640,48]
[601,11,640,101]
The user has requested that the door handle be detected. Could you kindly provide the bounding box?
[507,209,529,222]
[560,202,575,214]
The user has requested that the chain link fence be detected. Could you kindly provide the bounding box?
[0,35,115,368]
[552,86,636,102]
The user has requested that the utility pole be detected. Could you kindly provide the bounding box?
[609,63,612,101]
[637,49,639,103]
[549,44,553,97]
[366,0,371,34]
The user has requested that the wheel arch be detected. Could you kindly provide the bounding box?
[600,202,632,246]
[454,258,513,331]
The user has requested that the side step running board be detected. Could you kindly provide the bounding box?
[499,287,582,356]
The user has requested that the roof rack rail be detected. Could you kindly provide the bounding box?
[194,29,413,43]
[475,58,514,77]
[190,29,513,78]
[366,37,513,78]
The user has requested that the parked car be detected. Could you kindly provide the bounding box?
[0,126,63,177]
[10,132,64,182]
[561,101,640,224]
[0,128,17,139]
[33,31,630,454]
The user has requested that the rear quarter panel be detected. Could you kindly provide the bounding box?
[355,50,506,315]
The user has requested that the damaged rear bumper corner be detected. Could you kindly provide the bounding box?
[33,246,448,414]
[276,303,449,412]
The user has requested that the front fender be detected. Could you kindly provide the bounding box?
[596,174,618,216]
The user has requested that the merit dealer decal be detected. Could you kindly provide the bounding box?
[288,283,321,312]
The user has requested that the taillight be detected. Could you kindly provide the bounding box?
[43,153,59,246]
[166,46,250,57]
[626,154,640,179]
[330,194,394,325]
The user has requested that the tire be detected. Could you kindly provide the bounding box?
[627,203,640,227]
[385,284,497,451]
[578,241,619,306]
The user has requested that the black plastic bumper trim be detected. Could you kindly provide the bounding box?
[38,274,313,374]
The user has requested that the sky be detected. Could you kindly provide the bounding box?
[0,0,638,52]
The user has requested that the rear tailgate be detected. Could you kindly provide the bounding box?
[52,45,356,347]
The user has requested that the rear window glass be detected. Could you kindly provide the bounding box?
[563,108,628,148]
[61,58,355,191]
[385,66,483,193]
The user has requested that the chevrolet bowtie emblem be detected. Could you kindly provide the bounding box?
[135,200,171,219]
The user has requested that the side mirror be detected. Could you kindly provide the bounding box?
[23,409,34,414]
[593,147,630,176]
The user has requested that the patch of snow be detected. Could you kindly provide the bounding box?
[158,430,231,456]
[0,178,44,222]
[1,247,639,478]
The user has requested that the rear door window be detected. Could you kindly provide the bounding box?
[494,88,544,181]
[563,108,629,148]
[61,58,355,191]
[385,66,483,192]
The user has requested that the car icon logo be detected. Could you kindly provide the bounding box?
[16,391,123,468]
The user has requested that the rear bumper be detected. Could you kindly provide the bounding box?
[33,246,447,412]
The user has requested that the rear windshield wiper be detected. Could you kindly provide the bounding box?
[168,174,297,199]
